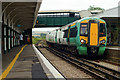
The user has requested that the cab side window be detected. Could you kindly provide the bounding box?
[70,26,77,37]
[80,23,88,36]
[99,23,106,36]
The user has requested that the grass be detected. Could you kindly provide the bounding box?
[32,36,46,44]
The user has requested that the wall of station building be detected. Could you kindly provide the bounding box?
[36,12,81,27]
[0,2,41,54]
[101,17,120,46]
[1,24,32,54]
[1,4,20,54]
[1,15,32,54]
[2,24,22,53]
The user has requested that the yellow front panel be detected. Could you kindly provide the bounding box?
[80,36,88,44]
[71,23,75,26]
[99,37,106,44]
[81,20,89,23]
[90,23,98,46]
[99,20,105,23]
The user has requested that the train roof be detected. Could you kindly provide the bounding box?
[52,17,105,31]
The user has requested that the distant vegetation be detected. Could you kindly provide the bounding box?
[32,33,46,44]
[88,5,104,10]
[32,37,41,44]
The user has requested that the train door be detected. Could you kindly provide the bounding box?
[55,30,58,43]
[89,20,99,46]
[67,26,70,45]
[59,29,62,44]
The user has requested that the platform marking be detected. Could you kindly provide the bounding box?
[0,45,27,80]
[33,44,65,79]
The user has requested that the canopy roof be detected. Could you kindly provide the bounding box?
[2,1,42,32]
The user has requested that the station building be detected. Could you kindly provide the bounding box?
[0,1,42,54]
[36,10,81,27]
[92,7,120,46]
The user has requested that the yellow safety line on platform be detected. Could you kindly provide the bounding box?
[0,45,27,80]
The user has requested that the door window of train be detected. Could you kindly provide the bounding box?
[63,30,68,38]
[70,26,77,37]
[55,32,57,38]
[80,23,88,36]
[99,23,106,36]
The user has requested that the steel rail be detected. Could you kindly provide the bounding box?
[53,47,120,78]
[45,47,120,80]
[80,58,120,76]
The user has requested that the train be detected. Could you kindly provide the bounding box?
[46,17,107,56]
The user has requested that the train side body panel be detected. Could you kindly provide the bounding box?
[46,17,107,56]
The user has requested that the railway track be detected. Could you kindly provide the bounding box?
[40,47,120,80]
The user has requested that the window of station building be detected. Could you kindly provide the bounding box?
[38,13,79,18]
[75,13,81,18]
[99,23,106,36]
[69,13,75,17]
[63,13,69,17]
[80,23,88,36]
[70,26,77,37]
[63,30,68,38]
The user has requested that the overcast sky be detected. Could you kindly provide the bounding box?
[40,0,119,11]
[33,0,120,31]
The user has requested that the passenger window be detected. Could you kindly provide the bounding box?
[80,23,88,36]
[63,30,68,38]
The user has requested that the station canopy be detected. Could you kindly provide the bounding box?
[2,0,42,32]
[38,10,80,14]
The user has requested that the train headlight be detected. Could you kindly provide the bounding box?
[80,39,86,44]
[81,39,84,43]
[100,39,105,44]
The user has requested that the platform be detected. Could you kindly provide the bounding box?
[1,45,65,80]
[106,46,120,50]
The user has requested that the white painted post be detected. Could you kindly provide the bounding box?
[18,34,20,46]
[14,31,15,47]
[11,29,13,48]
[16,33,18,46]
[4,27,6,53]
[8,28,10,51]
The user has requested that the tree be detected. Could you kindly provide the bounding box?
[88,5,104,11]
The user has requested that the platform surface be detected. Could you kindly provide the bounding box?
[106,46,120,50]
[2,45,48,80]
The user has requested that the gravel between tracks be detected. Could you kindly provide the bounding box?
[39,48,93,79]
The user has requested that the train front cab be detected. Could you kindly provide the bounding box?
[78,18,107,56]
